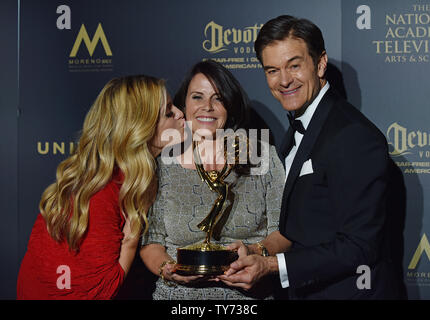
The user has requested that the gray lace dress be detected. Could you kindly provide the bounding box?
[142,145,285,300]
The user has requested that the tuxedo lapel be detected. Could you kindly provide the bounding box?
[282,89,336,207]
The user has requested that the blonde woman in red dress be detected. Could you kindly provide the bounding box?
[17,75,185,299]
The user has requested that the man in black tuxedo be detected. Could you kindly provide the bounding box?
[219,15,402,299]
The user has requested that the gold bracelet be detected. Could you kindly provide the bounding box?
[159,259,177,287]
[256,241,269,257]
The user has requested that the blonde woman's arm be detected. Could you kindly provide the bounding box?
[118,218,139,276]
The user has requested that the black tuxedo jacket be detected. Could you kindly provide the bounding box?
[278,88,401,299]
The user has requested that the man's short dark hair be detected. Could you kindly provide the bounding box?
[254,15,326,66]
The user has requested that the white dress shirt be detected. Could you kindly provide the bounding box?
[276,82,330,288]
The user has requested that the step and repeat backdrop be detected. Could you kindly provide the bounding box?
[1,0,429,299]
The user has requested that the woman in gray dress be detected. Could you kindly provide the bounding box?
[140,60,290,300]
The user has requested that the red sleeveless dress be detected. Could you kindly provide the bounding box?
[17,172,126,300]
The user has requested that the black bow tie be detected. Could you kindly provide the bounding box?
[288,113,306,135]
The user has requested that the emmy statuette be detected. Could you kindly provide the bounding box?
[175,135,247,276]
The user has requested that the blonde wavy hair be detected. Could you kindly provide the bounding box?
[40,75,165,251]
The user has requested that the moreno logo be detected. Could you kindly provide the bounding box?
[69,23,112,58]
[408,233,430,270]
